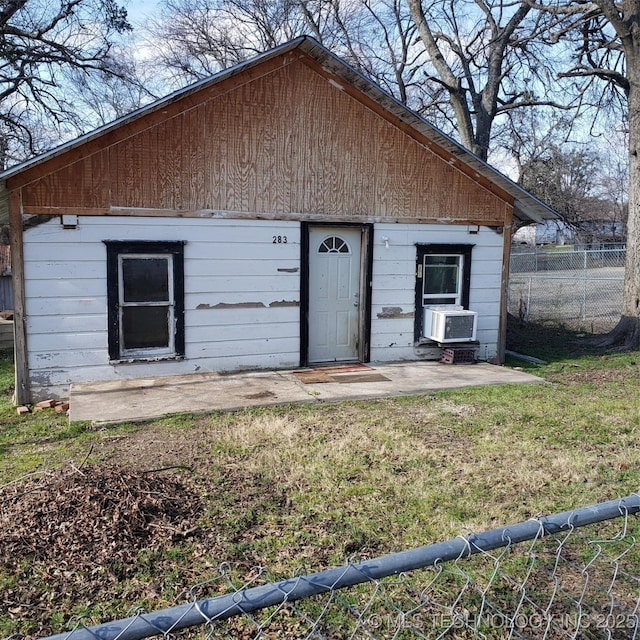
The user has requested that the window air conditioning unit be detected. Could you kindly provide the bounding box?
[423,306,477,343]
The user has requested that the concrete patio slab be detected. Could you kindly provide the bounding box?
[69,361,544,424]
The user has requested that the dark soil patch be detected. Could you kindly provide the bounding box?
[0,458,303,637]
[506,315,607,362]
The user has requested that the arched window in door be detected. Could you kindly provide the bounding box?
[318,236,350,253]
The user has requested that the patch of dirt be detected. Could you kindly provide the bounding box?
[506,315,603,359]
[96,424,211,471]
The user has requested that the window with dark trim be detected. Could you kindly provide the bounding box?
[105,241,185,361]
[414,244,473,341]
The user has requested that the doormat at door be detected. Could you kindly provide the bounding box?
[292,370,335,383]
[330,372,390,383]
[292,365,390,384]
[313,363,373,373]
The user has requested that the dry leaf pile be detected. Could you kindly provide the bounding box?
[0,464,202,570]
[0,464,203,637]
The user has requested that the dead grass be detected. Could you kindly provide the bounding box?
[0,327,639,637]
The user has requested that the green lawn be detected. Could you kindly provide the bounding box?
[1,325,639,638]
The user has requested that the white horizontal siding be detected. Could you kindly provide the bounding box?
[27,314,106,334]
[23,216,301,399]
[26,278,106,298]
[188,306,297,326]
[186,242,296,262]
[23,243,107,262]
[372,292,415,308]
[26,297,107,317]
[189,336,298,359]
[469,259,504,276]
[28,331,107,351]
[369,223,503,363]
[30,348,107,368]
[187,321,298,344]
[22,216,505,400]
[187,277,299,296]
[187,260,299,277]
[24,260,105,280]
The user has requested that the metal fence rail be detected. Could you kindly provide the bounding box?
[43,493,640,640]
[510,247,626,273]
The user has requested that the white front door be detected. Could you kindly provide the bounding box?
[308,227,362,363]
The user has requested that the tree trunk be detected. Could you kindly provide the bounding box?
[596,50,640,350]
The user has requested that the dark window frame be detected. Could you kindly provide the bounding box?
[414,243,473,342]
[105,240,185,362]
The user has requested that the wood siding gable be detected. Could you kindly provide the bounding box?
[11,53,512,226]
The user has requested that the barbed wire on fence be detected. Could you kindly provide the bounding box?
[41,493,640,640]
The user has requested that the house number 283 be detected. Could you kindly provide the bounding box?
[272,235,288,244]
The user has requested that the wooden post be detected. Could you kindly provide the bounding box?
[497,204,514,363]
[9,188,30,404]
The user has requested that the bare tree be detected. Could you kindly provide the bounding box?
[519,144,604,234]
[144,0,295,82]
[145,0,570,163]
[0,0,133,165]
[63,50,156,128]
[142,0,423,100]
[529,0,639,348]
[503,105,576,174]
[593,133,629,242]
[406,0,573,161]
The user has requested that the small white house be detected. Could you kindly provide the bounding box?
[0,37,556,403]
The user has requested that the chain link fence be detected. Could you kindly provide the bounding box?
[508,246,626,331]
[42,494,640,640]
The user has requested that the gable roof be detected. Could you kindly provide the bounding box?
[0,36,557,225]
